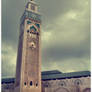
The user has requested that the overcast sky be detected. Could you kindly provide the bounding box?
[2,0,90,78]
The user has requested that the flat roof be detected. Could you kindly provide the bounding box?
[2,70,90,84]
[42,71,90,81]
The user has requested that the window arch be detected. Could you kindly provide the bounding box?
[24,82,27,86]
[35,82,38,87]
[74,79,82,86]
[54,87,69,92]
[58,81,66,87]
[83,88,91,92]
[30,26,37,32]
[30,81,33,86]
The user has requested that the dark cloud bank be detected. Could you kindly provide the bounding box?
[2,0,90,78]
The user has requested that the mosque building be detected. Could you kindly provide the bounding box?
[2,0,91,92]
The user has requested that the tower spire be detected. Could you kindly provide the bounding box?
[26,0,38,13]
[30,0,34,1]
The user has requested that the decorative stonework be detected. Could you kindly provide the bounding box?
[21,11,41,25]
[58,80,66,87]
[54,87,70,92]
[74,79,82,86]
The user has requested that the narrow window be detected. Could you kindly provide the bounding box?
[31,5,35,11]
[27,30,29,33]
[61,83,63,86]
[36,83,38,87]
[30,81,33,86]
[24,82,27,86]
[77,82,80,85]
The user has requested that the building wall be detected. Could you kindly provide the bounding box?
[2,77,91,92]
[2,83,14,92]
[42,77,91,92]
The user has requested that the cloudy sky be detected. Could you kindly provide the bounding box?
[2,0,90,78]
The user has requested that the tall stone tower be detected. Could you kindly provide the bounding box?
[15,0,41,92]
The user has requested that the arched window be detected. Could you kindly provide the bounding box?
[27,30,29,33]
[30,81,33,86]
[36,82,38,87]
[24,82,27,86]
[54,87,69,92]
[58,81,66,87]
[30,26,37,32]
[31,4,35,11]
[74,79,82,86]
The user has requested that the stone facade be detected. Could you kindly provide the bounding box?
[42,77,90,92]
[2,1,91,92]
[2,76,91,92]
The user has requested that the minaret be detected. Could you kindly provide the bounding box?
[14,0,41,92]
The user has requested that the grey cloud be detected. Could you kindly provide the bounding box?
[2,0,90,77]
[2,0,26,48]
[41,0,90,72]
[42,57,90,73]
[38,0,90,27]
[2,44,17,78]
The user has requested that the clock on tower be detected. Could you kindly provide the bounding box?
[14,0,41,92]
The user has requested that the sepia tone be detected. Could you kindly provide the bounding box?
[2,70,91,92]
[2,0,91,92]
[15,0,41,92]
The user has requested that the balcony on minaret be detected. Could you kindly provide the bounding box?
[26,0,38,13]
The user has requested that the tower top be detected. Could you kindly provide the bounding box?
[30,0,34,1]
[29,0,36,4]
[26,0,38,13]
